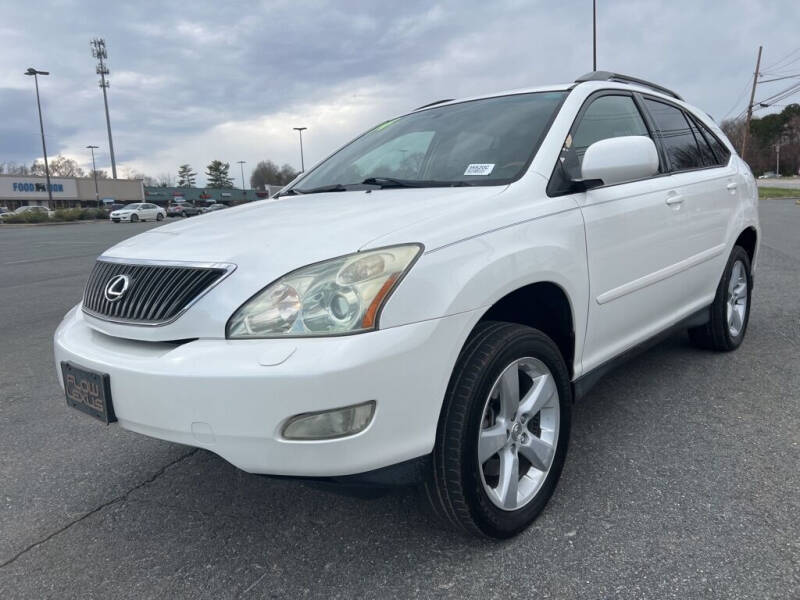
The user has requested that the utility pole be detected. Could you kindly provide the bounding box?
[90,38,117,179]
[593,0,597,71]
[87,145,100,207]
[741,45,763,160]
[293,127,307,172]
[25,68,53,207]
[775,143,780,176]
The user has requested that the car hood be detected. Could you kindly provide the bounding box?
[104,187,505,266]
[88,186,505,340]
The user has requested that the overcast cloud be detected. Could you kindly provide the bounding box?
[1,0,798,185]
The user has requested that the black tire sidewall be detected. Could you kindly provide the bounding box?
[460,329,572,538]
[716,247,752,349]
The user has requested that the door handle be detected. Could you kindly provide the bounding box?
[726,182,738,191]
[665,194,684,206]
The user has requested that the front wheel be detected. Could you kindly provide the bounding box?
[130,214,138,223]
[156,213,164,221]
[425,322,571,539]
[689,245,752,351]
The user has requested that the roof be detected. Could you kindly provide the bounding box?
[411,71,684,113]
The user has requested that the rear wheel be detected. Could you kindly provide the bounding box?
[425,322,571,539]
[156,213,164,221]
[689,245,752,351]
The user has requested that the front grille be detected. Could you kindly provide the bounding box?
[82,259,232,325]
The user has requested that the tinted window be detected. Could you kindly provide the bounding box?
[643,99,704,171]
[687,119,716,167]
[549,94,651,194]
[694,118,731,166]
[571,95,649,167]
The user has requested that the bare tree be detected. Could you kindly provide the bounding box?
[30,154,85,177]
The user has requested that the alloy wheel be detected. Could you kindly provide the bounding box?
[477,357,559,511]
[727,260,748,337]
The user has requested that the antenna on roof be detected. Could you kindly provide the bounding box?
[593,0,597,71]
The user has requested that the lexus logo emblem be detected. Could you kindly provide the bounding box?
[104,274,131,302]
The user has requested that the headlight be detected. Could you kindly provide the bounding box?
[226,244,422,338]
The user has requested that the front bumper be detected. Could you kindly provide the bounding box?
[109,214,132,222]
[54,306,478,476]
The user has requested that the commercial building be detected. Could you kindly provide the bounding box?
[143,185,283,206]
[0,174,144,210]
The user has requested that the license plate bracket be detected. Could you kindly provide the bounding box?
[61,361,117,424]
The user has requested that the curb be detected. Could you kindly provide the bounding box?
[0,220,108,228]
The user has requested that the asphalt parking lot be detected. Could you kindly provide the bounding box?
[1,204,798,599]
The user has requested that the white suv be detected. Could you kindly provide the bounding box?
[54,71,759,538]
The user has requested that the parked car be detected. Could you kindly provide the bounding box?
[166,202,203,217]
[201,203,227,213]
[1,205,53,220]
[55,71,759,539]
[0,206,9,215]
[757,172,778,179]
[109,202,165,223]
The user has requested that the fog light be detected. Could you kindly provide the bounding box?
[282,401,375,440]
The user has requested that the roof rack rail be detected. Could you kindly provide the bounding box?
[575,71,683,101]
[414,98,454,111]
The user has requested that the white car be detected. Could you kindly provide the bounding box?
[1,205,53,219]
[55,71,759,538]
[109,203,165,223]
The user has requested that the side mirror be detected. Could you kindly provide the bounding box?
[580,136,659,188]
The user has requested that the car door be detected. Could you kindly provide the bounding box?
[641,98,736,303]
[550,92,697,372]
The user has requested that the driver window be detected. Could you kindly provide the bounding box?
[571,95,649,169]
[550,94,651,194]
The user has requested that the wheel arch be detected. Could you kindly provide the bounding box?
[734,226,757,265]
[476,281,576,378]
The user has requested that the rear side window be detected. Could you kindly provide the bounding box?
[687,119,717,167]
[693,117,731,166]
[643,99,704,171]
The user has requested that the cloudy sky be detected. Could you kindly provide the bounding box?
[2,0,798,185]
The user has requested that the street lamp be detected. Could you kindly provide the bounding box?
[293,127,307,172]
[236,160,246,197]
[25,67,53,207]
[87,145,100,207]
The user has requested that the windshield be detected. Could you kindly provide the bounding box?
[292,91,566,192]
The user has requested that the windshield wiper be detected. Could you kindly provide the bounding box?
[361,177,474,188]
[274,188,304,198]
[293,183,351,195]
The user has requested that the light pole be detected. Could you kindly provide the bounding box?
[237,160,246,198]
[775,143,781,176]
[25,67,53,207]
[293,127,307,172]
[87,145,100,207]
[90,38,117,179]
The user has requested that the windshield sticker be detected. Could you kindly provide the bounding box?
[464,163,495,176]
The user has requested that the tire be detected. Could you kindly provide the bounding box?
[424,321,572,539]
[156,213,164,221]
[130,214,138,223]
[688,245,752,351]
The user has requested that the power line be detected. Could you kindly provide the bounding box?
[722,77,754,120]
[761,46,800,71]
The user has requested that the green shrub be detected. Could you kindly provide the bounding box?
[54,208,81,221]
